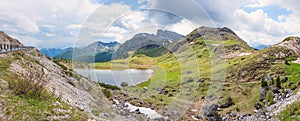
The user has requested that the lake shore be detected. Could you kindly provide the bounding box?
[75,68,153,87]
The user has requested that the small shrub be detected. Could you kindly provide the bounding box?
[53,60,68,71]
[91,109,100,116]
[261,77,268,87]
[285,60,290,65]
[275,76,282,89]
[9,70,49,99]
[102,89,111,98]
[98,82,120,90]
[266,90,274,106]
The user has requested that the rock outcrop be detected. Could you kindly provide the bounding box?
[278,36,300,56]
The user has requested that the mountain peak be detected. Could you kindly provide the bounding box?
[220,27,237,36]
[184,26,247,45]
[282,36,300,43]
[115,29,183,59]
[86,41,120,51]
[171,26,253,58]
[156,29,184,40]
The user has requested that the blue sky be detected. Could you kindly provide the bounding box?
[0,0,300,48]
[243,5,292,22]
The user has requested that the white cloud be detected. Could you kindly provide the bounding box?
[45,33,56,37]
[137,0,149,4]
[0,0,99,48]
[232,8,300,45]
[120,11,147,29]
[0,12,40,33]
[76,3,132,46]
[66,24,83,30]
[146,0,300,46]
[2,0,300,48]
[167,19,195,36]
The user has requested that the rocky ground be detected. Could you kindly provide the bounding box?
[0,49,148,120]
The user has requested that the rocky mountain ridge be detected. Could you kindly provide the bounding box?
[114,29,184,59]
[40,47,73,58]
[50,41,120,62]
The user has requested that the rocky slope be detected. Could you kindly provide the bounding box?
[0,31,23,46]
[0,48,146,120]
[278,36,300,56]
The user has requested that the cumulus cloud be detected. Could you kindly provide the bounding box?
[231,6,300,45]
[45,33,56,37]
[77,8,193,45]
[75,3,132,46]
[0,0,99,48]
[1,0,300,48]
[167,19,195,36]
[146,0,300,46]
[66,24,83,30]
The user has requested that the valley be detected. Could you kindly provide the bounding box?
[2,0,300,121]
[86,27,300,121]
[1,26,300,121]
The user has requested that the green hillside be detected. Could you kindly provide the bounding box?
[93,27,300,120]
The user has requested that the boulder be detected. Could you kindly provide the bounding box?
[265,76,274,86]
[281,77,288,83]
[187,78,194,83]
[285,89,293,95]
[287,82,294,87]
[153,117,168,121]
[186,71,192,74]
[254,102,263,110]
[219,97,234,108]
[203,104,219,117]
[231,112,236,117]
[0,79,8,92]
[196,114,203,120]
[259,87,269,102]
[143,87,148,91]
[121,82,129,87]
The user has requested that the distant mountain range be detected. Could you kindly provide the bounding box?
[40,48,73,58]
[252,44,271,50]
[40,29,184,62]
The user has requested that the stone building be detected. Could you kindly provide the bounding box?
[0,31,24,52]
